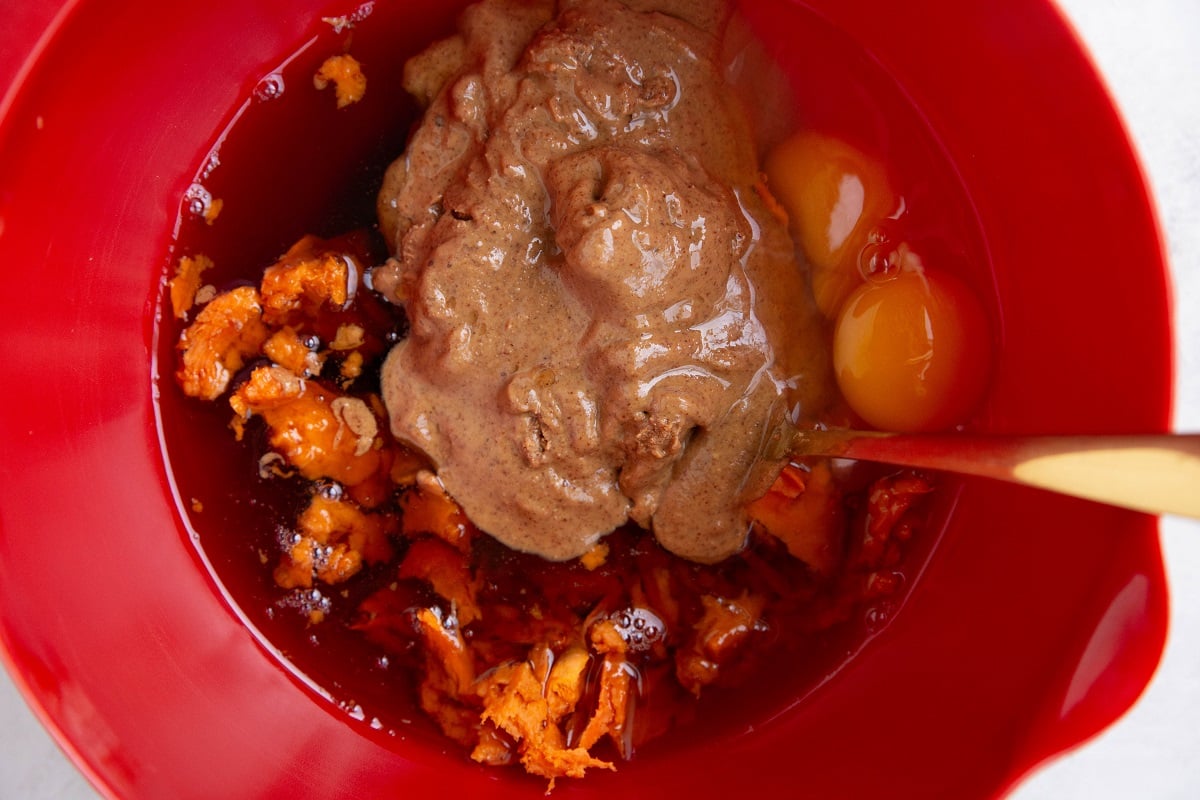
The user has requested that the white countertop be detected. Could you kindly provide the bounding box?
[1010,0,1200,795]
[2,0,1197,797]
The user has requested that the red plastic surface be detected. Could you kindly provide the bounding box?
[0,1,1172,798]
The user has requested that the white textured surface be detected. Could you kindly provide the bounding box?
[1,1,1197,798]
[1010,0,1200,796]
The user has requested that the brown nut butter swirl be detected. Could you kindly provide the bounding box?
[375,0,829,562]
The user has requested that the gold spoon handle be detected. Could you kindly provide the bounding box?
[792,430,1200,519]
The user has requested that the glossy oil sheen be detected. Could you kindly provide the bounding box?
[0,1,1172,799]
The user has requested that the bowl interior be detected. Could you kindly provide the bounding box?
[0,0,1171,798]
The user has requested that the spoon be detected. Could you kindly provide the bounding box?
[790,429,1200,519]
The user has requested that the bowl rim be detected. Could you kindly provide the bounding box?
[0,0,1173,797]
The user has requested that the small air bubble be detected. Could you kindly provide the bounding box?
[859,241,900,281]
[253,73,286,102]
[864,603,893,634]
[317,481,345,500]
[866,225,891,246]
[200,153,220,181]
[182,183,213,220]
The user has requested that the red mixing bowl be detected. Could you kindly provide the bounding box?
[0,0,1172,798]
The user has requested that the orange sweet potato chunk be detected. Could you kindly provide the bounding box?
[412,606,481,746]
[544,646,589,721]
[866,472,934,541]
[231,365,382,487]
[471,724,515,766]
[415,606,475,696]
[675,592,766,696]
[401,472,474,553]
[274,494,396,589]
[475,657,614,788]
[314,53,367,108]
[177,285,270,400]
[231,363,305,409]
[577,653,632,754]
[299,494,395,562]
[273,539,316,590]
[399,537,481,626]
[260,236,352,325]
[168,253,213,319]
[746,461,844,575]
[276,538,362,589]
[263,325,323,376]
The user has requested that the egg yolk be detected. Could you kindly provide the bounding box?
[764,131,894,317]
[833,267,990,432]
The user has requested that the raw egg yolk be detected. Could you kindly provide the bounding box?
[764,131,895,317]
[833,268,990,432]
